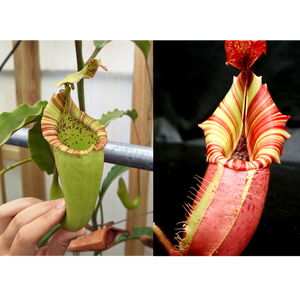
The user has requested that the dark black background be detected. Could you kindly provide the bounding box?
[153,41,300,256]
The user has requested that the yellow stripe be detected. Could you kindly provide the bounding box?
[179,164,224,255]
[199,71,290,171]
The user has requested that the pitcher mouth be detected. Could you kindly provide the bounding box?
[41,86,108,155]
[199,70,290,171]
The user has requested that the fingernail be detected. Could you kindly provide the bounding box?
[56,199,65,209]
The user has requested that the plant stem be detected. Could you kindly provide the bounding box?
[145,61,153,98]
[85,47,101,66]
[92,189,105,229]
[75,41,85,112]
[99,199,104,228]
[0,148,6,204]
[153,223,182,256]
[85,41,111,66]
[0,158,32,176]
[0,41,21,73]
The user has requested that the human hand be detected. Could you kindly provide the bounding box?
[0,197,86,256]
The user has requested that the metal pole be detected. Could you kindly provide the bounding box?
[5,128,153,171]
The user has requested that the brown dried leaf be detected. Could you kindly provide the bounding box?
[67,226,132,252]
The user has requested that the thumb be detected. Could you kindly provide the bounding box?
[44,227,86,256]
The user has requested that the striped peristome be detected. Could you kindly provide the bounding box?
[41,86,107,155]
[199,70,290,171]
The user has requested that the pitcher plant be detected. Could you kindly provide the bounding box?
[41,84,108,232]
[154,40,291,256]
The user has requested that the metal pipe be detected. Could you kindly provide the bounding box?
[5,128,153,171]
[105,141,153,171]
[6,128,29,148]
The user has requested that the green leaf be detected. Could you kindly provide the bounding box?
[98,109,126,128]
[53,59,108,88]
[93,40,111,49]
[124,108,138,123]
[28,117,55,175]
[132,41,151,59]
[0,100,48,147]
[100,164,130,201]
[87,41,111,64]
[38,224,61,248]
[93,164,130,225]
[117,177,140,209]
[114,226,153,245]
[98,108,138,128]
